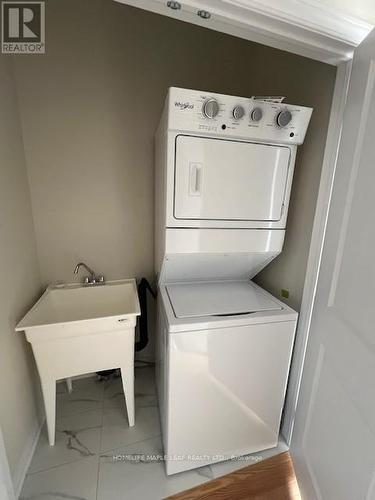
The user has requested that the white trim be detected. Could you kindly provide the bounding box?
[281,59,352,444]
[113,0,373,65]
[13,418,44,498]
[0,426,15,500]
[225,0,371,45]
[301,344,326,500]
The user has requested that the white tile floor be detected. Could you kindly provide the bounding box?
[20,364,288,500]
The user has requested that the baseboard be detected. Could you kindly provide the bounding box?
[13,416,45,498]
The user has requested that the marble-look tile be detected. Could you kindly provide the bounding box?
[135,365,157,408]
[20,455,99,500]
[24,364,276,500]
[57,376,104,417]
[97,437,209,500]
[103,377,126,410]
[28,410,103,474]
[100,405,161,452]
[103,374,157,410]
[195,465,214,480]
[134,365,156,395]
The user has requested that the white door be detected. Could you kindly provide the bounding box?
[291,29,375,500]
[174,135,291,221]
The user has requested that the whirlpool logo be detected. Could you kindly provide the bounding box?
[174,101,194,110]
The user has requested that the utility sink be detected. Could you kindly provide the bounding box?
[16,279,140,334]
[16,279,141,446]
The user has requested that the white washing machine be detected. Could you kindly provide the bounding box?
[154,87,312,475]
[157,280,297,475]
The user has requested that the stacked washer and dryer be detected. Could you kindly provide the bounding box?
[154,87,312,475]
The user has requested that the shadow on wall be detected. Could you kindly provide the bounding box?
[0,56,44,492]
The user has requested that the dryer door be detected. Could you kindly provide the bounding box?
[174,135,291,221]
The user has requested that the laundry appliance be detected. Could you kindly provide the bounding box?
[154,87,312,475]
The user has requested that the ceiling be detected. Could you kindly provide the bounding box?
[114,0,374,65]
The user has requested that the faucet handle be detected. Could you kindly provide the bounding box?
[83,276,90,284]
[98,275,105,283]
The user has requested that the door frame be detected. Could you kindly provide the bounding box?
[281,59,353,444]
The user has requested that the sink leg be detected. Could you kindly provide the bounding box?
[41,378,56,446]
[120,365,135,427]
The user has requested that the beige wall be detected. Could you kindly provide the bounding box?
[0,57,42,490]
[14,0,335,310]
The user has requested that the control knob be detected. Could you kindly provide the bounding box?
[277,110,292,127]
[251,107,263,122]
[202,98,219,119]
[233,105,245,120]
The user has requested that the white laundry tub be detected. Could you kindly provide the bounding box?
[16,279,141,445]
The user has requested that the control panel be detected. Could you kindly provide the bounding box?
[167,87,313,145]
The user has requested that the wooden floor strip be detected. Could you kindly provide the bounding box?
[165,452,301,500]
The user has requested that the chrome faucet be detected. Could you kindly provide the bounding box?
[73,262,105,286]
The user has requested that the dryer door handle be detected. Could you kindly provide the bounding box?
[189,162,203,196]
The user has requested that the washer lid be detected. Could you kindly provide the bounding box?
[166,281,282,319]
